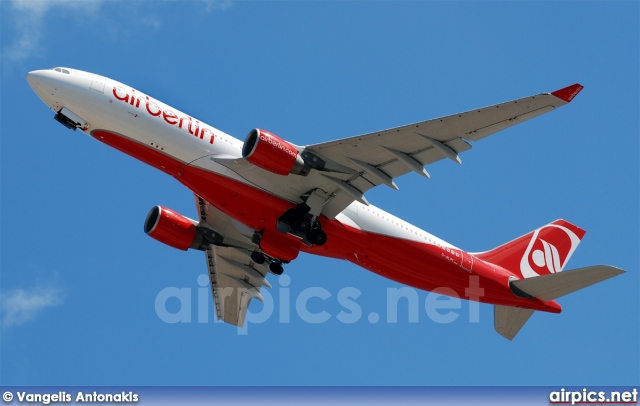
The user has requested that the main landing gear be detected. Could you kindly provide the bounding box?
[251,250,285,275]
[250,203,328,277]
[276,203,327,247]
[269,262,284,276]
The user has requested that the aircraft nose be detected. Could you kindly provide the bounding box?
[26,71,38,88]
[27,69,61,110]
[27,70,51,92]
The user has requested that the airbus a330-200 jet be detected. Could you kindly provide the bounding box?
[27,68,625,339]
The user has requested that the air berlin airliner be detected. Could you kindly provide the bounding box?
[27,68,625,339]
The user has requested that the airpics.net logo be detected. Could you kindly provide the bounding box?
[154,274,485,334]
[549,388,638,405]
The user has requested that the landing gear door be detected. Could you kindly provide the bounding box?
[90,75,105,93]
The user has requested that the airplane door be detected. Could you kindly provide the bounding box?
[460,251,473,272]
[90,75,105,93]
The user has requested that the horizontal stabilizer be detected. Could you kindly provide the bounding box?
[510,265,625,301]
[494,305,534,340]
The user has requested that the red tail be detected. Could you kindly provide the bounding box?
[475,219,586,279]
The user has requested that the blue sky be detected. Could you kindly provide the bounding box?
[1,0,638,386]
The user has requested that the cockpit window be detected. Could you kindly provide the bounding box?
[54,68,62,72]
[53,68,70,74]
[62,69,70,74]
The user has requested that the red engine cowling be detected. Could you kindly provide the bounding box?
[242,129,306,176]
[260,228,300,261]
[144,206,201,251]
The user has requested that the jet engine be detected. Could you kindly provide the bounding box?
[242,129,307,176]
[144,206,205,251]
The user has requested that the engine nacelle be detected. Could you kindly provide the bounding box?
[144,206,203,251]
[242,129,307,176]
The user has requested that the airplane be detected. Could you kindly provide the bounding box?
[26,67,625,339]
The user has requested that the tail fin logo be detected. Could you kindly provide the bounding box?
[532,239,562,273]
[520,225,581,278]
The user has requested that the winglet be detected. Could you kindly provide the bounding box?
[551,83,584,103]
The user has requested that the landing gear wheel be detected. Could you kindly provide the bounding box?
[269,262,284,275]
[251,251,265,264]
[308,231,327,246]
[294,218,311,232]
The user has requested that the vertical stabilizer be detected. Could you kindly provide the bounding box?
[476,219,586,279]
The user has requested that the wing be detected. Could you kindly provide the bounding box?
[208,84,583,219]
[195,195,272,327]
[302,84,584,217]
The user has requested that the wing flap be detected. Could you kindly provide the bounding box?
[196,195,272,327]
[215,272,254,326]
[205,244,270,327]
[312,137,473,217]
[217,254,272,288]
[379,137,472,178]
